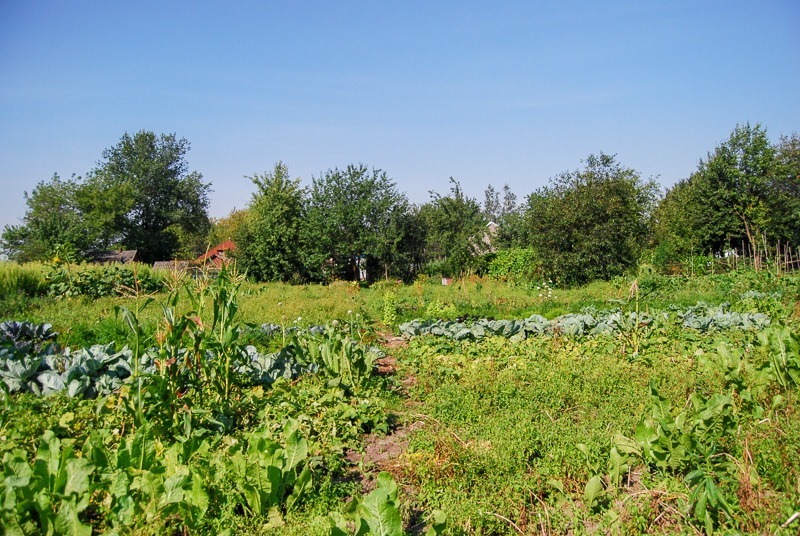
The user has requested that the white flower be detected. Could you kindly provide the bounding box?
[539,293,543,297]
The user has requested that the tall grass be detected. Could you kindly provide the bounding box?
[0,262,48,300]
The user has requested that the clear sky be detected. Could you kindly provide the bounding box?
[1,1,798,231]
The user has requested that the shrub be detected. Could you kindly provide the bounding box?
[488,247,541,282]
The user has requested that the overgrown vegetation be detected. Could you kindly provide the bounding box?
[1,267,798,533]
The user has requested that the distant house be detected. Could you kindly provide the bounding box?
[152,260,190,271]
[89,249,140,264]
[197,240,236,268]
[481,222,499,253]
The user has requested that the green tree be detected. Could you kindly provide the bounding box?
[1,174,95,262]
[234,163,306,282]
[652,178,705,270]
[81,131,211,263]
[302,164,406,282]
[770,133,800,245]
[207,208,249,247]
[422,178,487,277]
[653,124,799,260]
[524,153,658,285]
[691,123,776,252]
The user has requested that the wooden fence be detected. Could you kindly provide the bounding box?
[665,242,800,276]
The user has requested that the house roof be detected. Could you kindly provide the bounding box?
[89,249,139,264]
[153,260,190,270]
[197,240,236,263]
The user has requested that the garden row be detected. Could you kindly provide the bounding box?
[0,266,445,535]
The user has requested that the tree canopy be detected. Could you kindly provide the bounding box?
[83,131,211,263]
[1,131,211,263]
[4,123,798,285]
[655,124,800,261]
[234,163,306,283]
[421,178,488,277]
[303,164,407,281]
[524,153,658,285]
[0,175,92,262]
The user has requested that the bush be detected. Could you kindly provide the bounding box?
[488,248,541,282]
[44,262,164,298]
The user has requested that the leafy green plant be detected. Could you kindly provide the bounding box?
[45,262,163,299]
[222,420,313,524]
[0,430,95,535]
[329,472,446,536]
[634,385,738,533]
[0,321,59,355]
[382,291,398,328]
[298,326,381,393]
[757,325,800,390]
[399,301,771,343]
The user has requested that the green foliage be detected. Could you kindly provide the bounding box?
[2,268,799,534]
[0,262,48,301]
[1,431,95,535]
[0,175,95,263]
[83,130,211,263]
[523,153,659,285]
[330,472,447,536]
[655,124,800,259]
[297,326,382,394]
[44,261,163,298]
[420,178,487,278]
[2,131,211,264]
[303,164,408,282]
[399,302,770,342]
[758,325,800,390]
[382,291,398,328]
[235,163,307,283]
[487,247,541,281]
[207,207,249,249]
[222,420,313,521]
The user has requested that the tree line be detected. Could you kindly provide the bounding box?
[2,124,798,285]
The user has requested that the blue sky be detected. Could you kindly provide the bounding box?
[1,1,798,231]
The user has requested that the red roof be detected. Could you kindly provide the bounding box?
[197,240,236,265]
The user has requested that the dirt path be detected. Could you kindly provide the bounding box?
[346,332,422,489]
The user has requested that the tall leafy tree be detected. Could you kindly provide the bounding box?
[422,178,487,277]
[303,164,406,282]
[234,163,306,282]
[770,133,800,245]
[1,174,95,261]
[653,124,799,259]
[524,153,658,285]
[652,178,706,268]
[81,131,211,263]
[691,123,776,252]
